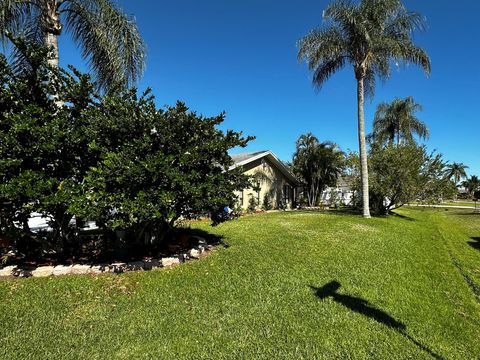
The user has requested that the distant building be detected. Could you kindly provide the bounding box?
[230,151,299,210]
[320,176,355,206]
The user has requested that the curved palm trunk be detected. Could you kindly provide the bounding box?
[356,75,371,218]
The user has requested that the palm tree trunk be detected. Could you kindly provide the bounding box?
[44,0,63,106]
[44,0,62,66]
[356,75,371,218]
[45,32,59,69]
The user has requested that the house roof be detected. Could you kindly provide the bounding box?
[229,150,298,184]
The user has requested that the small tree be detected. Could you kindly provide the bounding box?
[262,194,273,211]
[247,195,258,213]
[347,144,454,214]
[369,97,428,145]
[292,133,344,207]
[474,191,480,203]
[462,176,480,198]
[328,189,340,208]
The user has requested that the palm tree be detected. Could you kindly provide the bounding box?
[297,0,430,218]
[0,0,145,91]
[293,133,344,207]
[462,176,480,198]
[370,97,428,145]
[445,162,469,185]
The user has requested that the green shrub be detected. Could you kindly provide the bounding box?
[247,196,258,213]
[0,39,254,258]
[262,194,272,211]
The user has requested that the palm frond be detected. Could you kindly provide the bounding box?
[312,56,346,90]
[297,26,348,89]
[371,96,428,145]
[9,12,46,74]
[0,0,34,44]
[63,0,146,91]
[363,67,377,97]
[377,37,431,76]
[298,0,430,103]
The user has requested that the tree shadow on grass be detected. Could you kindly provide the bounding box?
[310,281,443,359]
[467,237,480,251]
[446,211,480,217]
[389,212,417,221]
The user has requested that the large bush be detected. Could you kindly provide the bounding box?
[0,39,97,256]
[0,40,252,258]
[347,144,455,214]
[70,93,252,242]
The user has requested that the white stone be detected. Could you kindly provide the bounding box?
[161,257,180,267]
[87,265,104,274]
[143,258,160,270]
[101,264,113,273]
[70,264,91,275]
[126,261,144,271]
[0,265,17,277]
[31,266,54,277]
[188,248,201,259]
[13,268,31,278]
[52,265,72,276]
[111,262,127,273]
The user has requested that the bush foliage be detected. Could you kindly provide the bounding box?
[0,40,252,258]
[346,143,455,214]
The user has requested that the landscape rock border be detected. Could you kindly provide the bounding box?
[0,239,211,279]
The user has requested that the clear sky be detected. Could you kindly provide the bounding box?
[58,0,479,176]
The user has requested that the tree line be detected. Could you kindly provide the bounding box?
[297,0,431,218]
[292,93,475,214]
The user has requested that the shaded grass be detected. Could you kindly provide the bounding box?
[1,208,479,359]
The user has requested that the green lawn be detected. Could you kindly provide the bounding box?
[1,208,479,359]
[441,200,478,208]
[410,200,477,208]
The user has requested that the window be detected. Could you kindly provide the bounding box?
[238,190,244,207]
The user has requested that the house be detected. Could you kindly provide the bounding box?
[320,176,355,206]
[230,151,299,210]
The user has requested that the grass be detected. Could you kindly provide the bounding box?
[410,200,477,208]
[1,208,479,359]
[440,200,478,208]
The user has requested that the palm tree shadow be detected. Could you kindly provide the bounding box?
[310,281,443,359]
[390,212,417,221]
[467,237,480,250]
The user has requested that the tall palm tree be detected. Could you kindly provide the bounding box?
[445,162,469,185]
[370,97,428,145]
[297,0,430,218]
[0,0,145,91]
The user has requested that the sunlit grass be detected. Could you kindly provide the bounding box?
[1,208,479,359]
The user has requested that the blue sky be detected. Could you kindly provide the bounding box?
[58,0,479,176]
